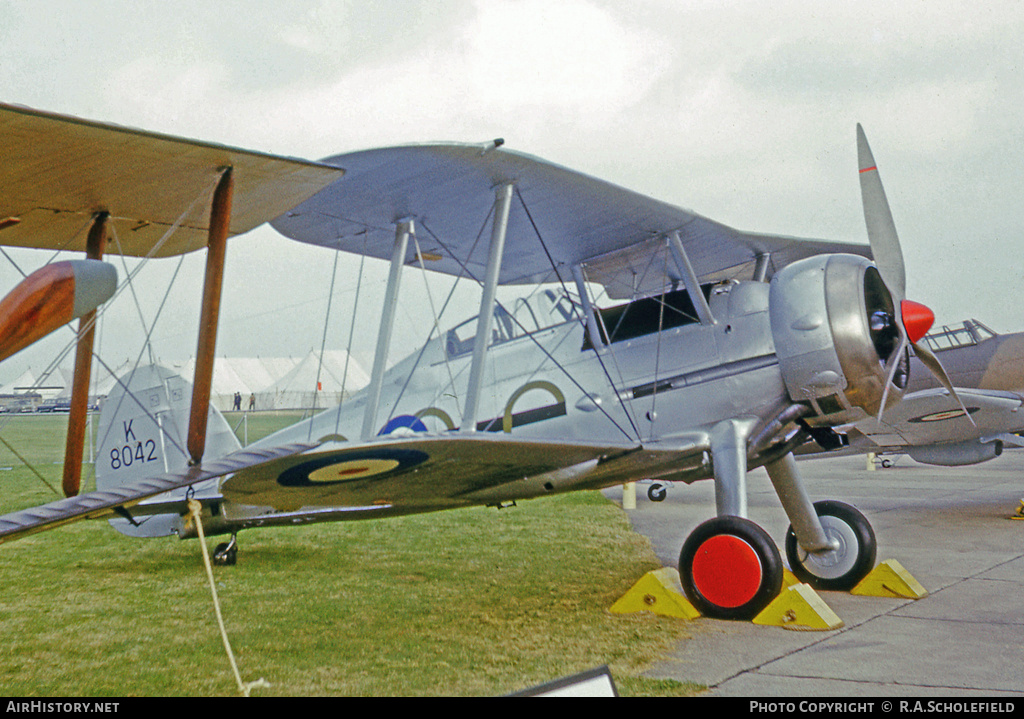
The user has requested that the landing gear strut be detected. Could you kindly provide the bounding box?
[677,424,878,620]
[785,500,876,591]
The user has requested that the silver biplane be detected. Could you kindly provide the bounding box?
[0,103,973,620]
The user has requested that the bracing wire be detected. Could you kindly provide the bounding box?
[0,173,221,491]
[307,247,340,442]
[335,245,366,438]
[380,211,491,430]
[511,188,641,441]
[417,218,637,442]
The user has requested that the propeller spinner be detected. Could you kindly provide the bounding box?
[856,124,971,422]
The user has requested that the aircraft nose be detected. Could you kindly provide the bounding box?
[901,299,935,344]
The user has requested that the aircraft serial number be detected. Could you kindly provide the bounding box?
[109,440,158,470]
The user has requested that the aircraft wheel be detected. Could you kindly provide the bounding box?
[213,541,237,566]
[648,483,667,502]
[679,516,783,620]
[785,500,876,591]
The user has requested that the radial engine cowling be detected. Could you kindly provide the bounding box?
[769,254,903,426]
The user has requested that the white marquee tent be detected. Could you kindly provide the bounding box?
[0,350,368,412]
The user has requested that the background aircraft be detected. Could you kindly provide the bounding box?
[843,319,1024,465]
[0,103,970,621]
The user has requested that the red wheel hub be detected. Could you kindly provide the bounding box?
[690,534,764,608]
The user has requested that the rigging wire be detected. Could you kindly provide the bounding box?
[0,172,221,492]
[512,187,641,441]
[92,253,190,465]
[310,246,341,423]
[380,210,492,431]
[412,231,462,406]
[335,247,367,438]
[418,217,637,442]
[108,224,157,367]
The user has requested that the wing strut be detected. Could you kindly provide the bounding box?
[668,231,716,326]
[753,252,771,282]
[461,183,513,433]
[360,220,414,440]
[572,264,605,352]
[187,168,234,465]
[62,211,108,497]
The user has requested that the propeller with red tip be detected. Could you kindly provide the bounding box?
[857,124,972,422]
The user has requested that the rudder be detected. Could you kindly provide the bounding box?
[94,363,241,537]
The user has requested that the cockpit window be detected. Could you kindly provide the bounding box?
[582,285,709,350]
[445,291,577,359]
[922,320,996,352]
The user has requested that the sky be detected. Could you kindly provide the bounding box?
[1,0,1023,386]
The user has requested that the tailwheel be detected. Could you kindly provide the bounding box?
[785,500,876,591]
[213,535,238,566]
[679,516,783,620]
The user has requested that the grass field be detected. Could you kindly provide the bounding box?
[0,412,702,697]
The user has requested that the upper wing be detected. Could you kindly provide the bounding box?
[0,102,343,257]
[271,143,871,298]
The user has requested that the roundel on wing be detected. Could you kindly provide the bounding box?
[907,407,980,423]
[277,448,429,487]
[378,414,428,435]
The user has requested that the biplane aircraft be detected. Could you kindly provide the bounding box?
[0,103,976,620]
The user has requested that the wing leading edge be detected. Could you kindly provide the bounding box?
[271,143,871,298]
[0,102,344,257]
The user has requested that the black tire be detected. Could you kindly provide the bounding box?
[785,500,876,591]
[679,516,783,621]
[648,484,667,502]
[213,542,237,566]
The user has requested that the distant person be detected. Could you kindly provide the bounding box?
[248,393,255,411]
[233,392,241,410]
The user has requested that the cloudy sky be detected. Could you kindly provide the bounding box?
[2,0,1023,385]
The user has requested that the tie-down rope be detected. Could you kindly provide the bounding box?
[187,499,270,697]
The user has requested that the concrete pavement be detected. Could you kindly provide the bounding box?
[604,451,1024,696]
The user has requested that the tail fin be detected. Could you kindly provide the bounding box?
[95,363,241,537]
